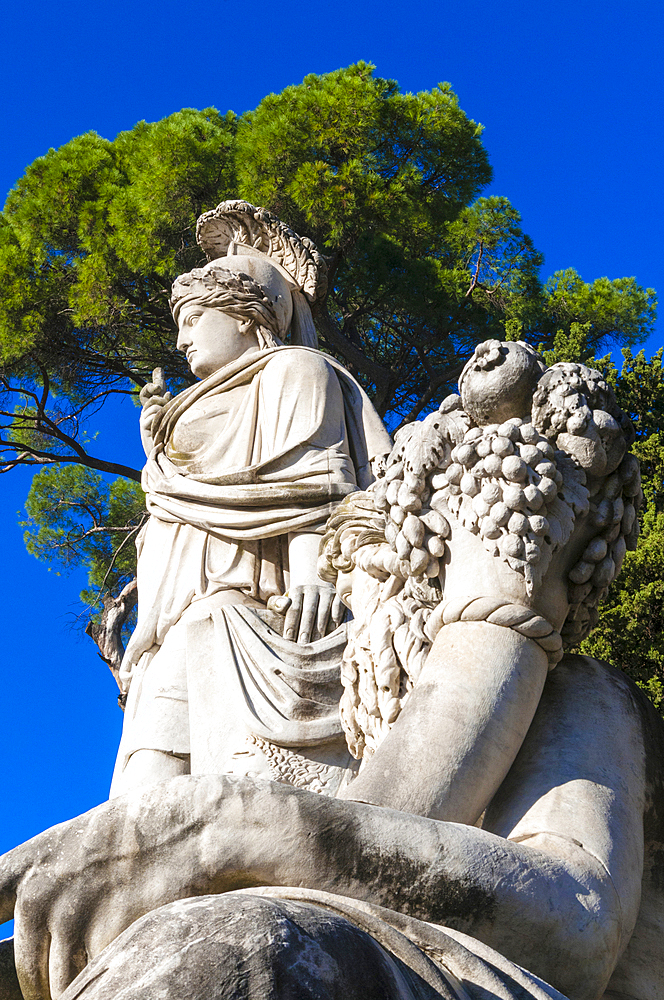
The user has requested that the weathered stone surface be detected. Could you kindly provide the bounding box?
[60,894,454,1000]
[0,940,21,1000]
[60,891,574,1000]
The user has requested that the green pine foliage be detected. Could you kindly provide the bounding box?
[581,507,664,712]
[22,465,145,628]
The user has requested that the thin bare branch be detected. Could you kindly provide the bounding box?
[96,518,146,600]
[313,301,393,390]
[85,578,138,696]
[0,439,141,481]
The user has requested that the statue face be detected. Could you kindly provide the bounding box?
[176,303,260,378]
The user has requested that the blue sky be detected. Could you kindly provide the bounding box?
[1,0,663,935]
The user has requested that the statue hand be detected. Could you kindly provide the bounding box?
[0,785,217,1000]
[139,369,172,450]
[277,585,345,643]
[0,776,335,999]
[139,398,171,437]
[138,367,169,408]
[0,805,141,999]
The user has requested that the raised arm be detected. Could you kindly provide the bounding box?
[138,368,172,456]
[339,619,552,825]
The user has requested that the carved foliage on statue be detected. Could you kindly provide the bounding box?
[241,735,353,796]
[374,342,641,626]
[338,577,439,758]
[428,410,591,593]
[319,492,436,757]
[321,340,643,760]
[196,199,328,302]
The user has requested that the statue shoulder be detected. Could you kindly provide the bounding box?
[486,653,655,871]
[264,346,336,371]
[553,654,664,771]
[262,347,344,393]
[531,653,661,801]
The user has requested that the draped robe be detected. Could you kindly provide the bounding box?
[112,346,391,778]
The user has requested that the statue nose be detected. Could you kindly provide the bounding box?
[177,329,192,352]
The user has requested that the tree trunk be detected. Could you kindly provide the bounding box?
[85,579,138,708]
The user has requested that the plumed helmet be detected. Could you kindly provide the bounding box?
[202,245,297,338]
[194,200,328,347]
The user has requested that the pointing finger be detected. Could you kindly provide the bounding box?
[151,367,166,394]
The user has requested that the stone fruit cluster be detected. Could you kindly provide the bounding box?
[562,451,641,645]
[371,396,469,583]
[427,415,568,587]
[369,349,643,648]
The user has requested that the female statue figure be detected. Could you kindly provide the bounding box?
[110,200,391,796]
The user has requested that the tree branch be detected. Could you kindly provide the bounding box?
[0,439,141,481]
[85,578,138,700]
[313,301,393,390]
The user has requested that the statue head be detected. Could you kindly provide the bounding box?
[171,261,287,377]
[169,200,328,373]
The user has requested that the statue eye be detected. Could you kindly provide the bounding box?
[188,314,200,326]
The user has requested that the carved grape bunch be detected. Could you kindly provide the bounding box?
[433,417,558,540]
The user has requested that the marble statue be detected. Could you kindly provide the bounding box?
[0,223,662,1000]
[110,200,391,797]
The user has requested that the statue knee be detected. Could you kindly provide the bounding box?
[60,893,442,1000]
